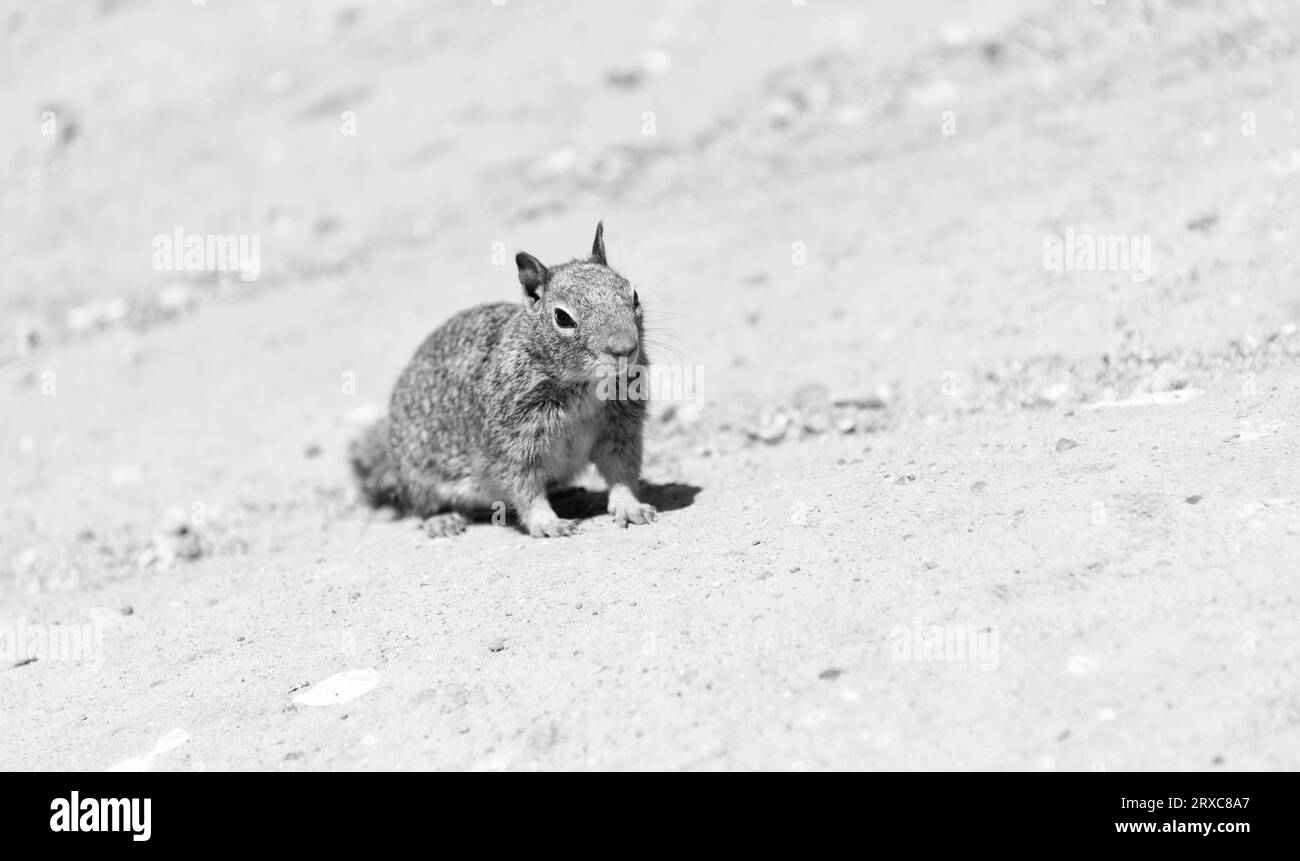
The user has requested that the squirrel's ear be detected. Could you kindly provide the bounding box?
[515,251,549,303]
[591,221,607,266]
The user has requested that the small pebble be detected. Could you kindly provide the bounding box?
[1067,654,1099,675]
[1040,382,1070,403]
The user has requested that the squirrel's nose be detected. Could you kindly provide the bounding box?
[605,333,638,359]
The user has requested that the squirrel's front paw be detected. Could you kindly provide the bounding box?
[611,501,657,528]
[525,511,579,538]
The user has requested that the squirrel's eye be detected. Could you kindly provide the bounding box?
[554,308,576,329]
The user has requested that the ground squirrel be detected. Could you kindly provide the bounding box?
[350,223,657,538]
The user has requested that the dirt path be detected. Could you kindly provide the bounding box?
[2,0,1298,770]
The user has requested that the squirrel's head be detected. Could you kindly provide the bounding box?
[515,222,643,383]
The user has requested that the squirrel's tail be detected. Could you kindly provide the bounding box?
[348,418,402,509]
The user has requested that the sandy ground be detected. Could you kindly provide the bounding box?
[2,0,1299,770]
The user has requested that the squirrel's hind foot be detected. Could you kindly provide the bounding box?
[420,512,469,538]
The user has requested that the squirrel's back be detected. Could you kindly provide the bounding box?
[349,303,517,510]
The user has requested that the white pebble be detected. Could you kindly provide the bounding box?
[1067,654,1100,675]
[293,668,380,706]
[108,728,190,772]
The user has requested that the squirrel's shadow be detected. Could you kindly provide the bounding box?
[546,481,701,521]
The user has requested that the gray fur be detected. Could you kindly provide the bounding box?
[351,224,656,537]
